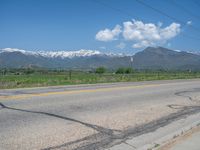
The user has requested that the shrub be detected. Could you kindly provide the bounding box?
[116,68,125,74]
[95,67,106,74]
[125,67,133,74]
[116,67,133,74]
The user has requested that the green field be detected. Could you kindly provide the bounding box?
[1,69,200,89]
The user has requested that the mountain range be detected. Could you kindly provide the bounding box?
[1,47,200,70]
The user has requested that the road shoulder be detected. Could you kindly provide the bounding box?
[159,125,200,150]
[107,112,200,150]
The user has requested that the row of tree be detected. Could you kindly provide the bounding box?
[1,67,134,75]
[95,67,133,74]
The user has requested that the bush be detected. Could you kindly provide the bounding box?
[116,68,125,74]
[116,67,133,74]
[95,67,106,74]
[125,68,133,74]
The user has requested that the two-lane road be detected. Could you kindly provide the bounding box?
[1,79,200,150]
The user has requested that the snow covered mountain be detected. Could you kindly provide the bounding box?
[1,47,200,70]
[187,51,200,56]
[0,48,130,69]
[0,48,103,58]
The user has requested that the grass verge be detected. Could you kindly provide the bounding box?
[1,71,200,89]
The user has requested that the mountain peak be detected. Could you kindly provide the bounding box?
[144,46,168,51]
[143,46,179,55]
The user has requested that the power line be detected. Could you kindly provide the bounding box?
[134,0,200,33]
[170,0,200,20]
[91,0,200,41]
[135,0,181,23]
[91,0,138,19]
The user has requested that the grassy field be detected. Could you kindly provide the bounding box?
[1,70,200,89]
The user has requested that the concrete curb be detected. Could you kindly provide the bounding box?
[107,112,200,150]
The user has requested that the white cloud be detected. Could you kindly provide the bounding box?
[116,42,126,49]
[95,19,181,48]
[123,20,161,41]
[160,23,180,40]
[95,25,121,41]
[187,20,192,25]
[123,20,180,48]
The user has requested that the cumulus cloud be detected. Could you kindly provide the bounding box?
[123,20,180,48]
[123,20,161,41]
[95,19,181,48]
[160,23,181,39]
[95,25,121,41]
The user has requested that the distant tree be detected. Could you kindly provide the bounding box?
[125,67,133,74]
[116,67,134,74]
[116,68,125,74]
[95,67,106,74]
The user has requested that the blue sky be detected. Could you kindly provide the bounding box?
[0,0,200,54]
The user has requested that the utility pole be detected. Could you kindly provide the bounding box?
[69,70,72,80]
[130,57,133,69]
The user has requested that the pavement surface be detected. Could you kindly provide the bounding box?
[157,125,200,150]
[170,128,200,150]
[0,79,200,150]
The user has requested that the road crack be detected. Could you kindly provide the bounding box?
[1,88,200,150]
[44,105,200,150]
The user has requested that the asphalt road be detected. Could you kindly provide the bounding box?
[0,79,200,150]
